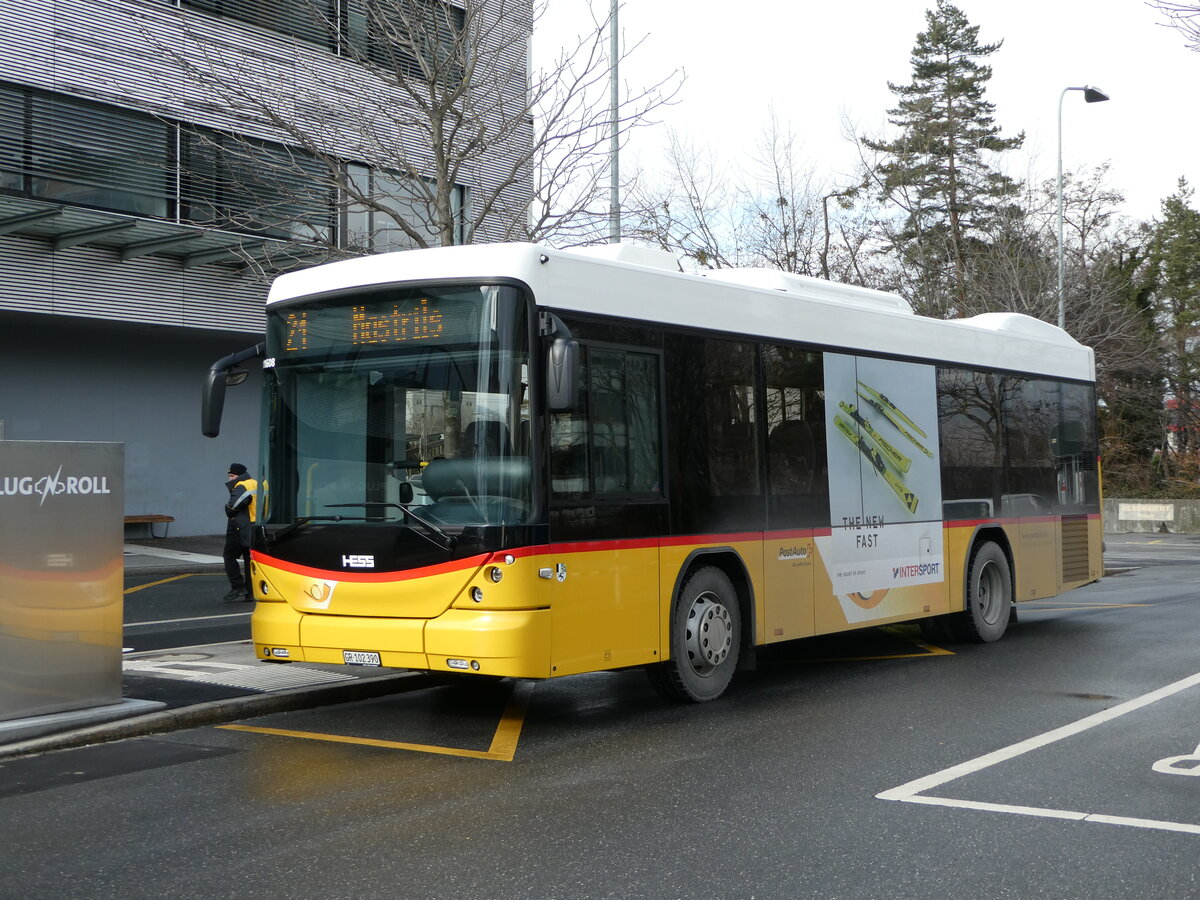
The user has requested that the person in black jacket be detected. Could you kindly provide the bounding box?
[222,463,257,602]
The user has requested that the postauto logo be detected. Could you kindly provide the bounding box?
[0,465,113,506]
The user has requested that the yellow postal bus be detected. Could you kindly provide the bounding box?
[203,242,1102,701]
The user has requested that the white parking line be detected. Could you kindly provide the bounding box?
[125,613,251,628]
[877,671,1200,836]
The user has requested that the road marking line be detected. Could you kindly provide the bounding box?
[123,639,250,656]
[125,613,251,627]
[805,646,954,663]
[800,630,954,664]
[1020,603,1149,611]
[124,574,197,594]
[218,679,534,762]
[124,657,354,690]
[486,680,533,759]
[897,796,1200,835]
[877,671,1200,835]
[1022,602,1152,609]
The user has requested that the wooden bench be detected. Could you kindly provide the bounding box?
[124,514,175,539]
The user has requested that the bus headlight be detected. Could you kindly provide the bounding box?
[471,586,484,603]
[488,567,503,583]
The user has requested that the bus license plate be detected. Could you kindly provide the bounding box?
[343,650,381,667]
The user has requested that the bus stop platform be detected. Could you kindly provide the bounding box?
[0,536,428,760]
[0,639,425,760]
[123,534,227,574]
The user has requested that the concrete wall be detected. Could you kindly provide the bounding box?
[0,314,260,536]
[1104,498,1200,534]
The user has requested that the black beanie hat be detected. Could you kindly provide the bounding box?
[228,463,248,476]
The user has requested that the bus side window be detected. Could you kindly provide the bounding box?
[764,345,826,529]
[704,339,759,497]
[550,351,591,500]
[550,345,663,500]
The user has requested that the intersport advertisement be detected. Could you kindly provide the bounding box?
[817,353,945,623]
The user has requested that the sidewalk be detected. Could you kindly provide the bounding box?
[0,643,426,760]
[0,535,427,760]
[124,533,226,575]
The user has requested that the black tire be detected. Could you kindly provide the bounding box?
[647,566,741,702]
[952,541,1012,643]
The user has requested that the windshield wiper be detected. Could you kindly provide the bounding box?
[271,514,369,542]
[326,502,456,551]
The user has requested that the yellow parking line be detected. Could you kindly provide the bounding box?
[486,680,533,759]
[803,630,955,663]
[124,573,196,594]
[1022,603,1148,611]
[1022,602,1152,609]
[218,679,533,761]
[805,645,955,663]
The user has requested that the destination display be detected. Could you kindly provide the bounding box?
[274,290,486,355]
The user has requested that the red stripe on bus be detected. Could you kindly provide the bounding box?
[549,529,830,555]
[251,548,533,582]
[550,531,774,555]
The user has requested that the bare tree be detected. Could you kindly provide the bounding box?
[741,116,824,275]
[955,167,1154,380]
[1149,1,1200,50]
[127,0,678,269]
[625,130,747,269]
[628,117,867,278]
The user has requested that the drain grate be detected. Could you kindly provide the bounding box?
[123,658,356,692]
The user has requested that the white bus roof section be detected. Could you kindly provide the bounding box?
[268,242,1095,382]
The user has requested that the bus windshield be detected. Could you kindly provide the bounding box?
[261,284,532,529]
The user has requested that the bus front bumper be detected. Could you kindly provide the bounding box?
[251,603,552,679]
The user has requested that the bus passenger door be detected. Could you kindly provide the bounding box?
[762,346,826,641]
[545,344,665,675]
[546,514,662,677]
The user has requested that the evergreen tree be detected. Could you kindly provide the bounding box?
[1148,179,1200,455]
[863,1,1024,316]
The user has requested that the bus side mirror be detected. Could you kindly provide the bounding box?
[202,369,229,439]
[547,337,580,412]
[202,343,265,438]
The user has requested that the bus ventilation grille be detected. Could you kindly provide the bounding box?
[1061,515,1090,582]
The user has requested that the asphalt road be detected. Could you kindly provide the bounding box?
[1,538,1197,899]
[123,571,253,653]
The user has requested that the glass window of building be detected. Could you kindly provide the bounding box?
[181,126,333,241]
[182,0,339,49]
[23,92,171,217]
[345,163,462,251]
[0,84,25,193]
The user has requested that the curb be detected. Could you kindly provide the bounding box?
[0,670,440,761]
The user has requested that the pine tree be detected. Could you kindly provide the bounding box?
[1148,179,1200,455]
[863,1,1024,315]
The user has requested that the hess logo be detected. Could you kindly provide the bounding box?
[342,554,375,568]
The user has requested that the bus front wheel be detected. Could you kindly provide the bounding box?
[954,541,1012,643]
[648,566,741,703]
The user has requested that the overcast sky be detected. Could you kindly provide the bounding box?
[536,0,1200,223]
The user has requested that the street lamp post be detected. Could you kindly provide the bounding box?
[1057,85,1110,331]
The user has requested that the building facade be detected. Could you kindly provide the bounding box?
[0,0,532,535]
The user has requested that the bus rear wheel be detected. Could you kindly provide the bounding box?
[647,566,741,703]
[953,541,1012,643]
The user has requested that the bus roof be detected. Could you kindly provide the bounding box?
[268,242,1095,382]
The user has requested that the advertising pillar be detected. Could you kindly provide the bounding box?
[0,442,125,722]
